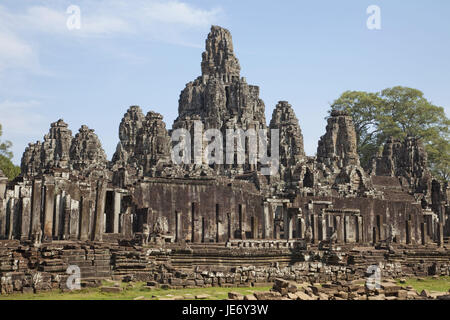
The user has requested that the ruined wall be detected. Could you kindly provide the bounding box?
[1,241,449,295]
[132,178,264,242]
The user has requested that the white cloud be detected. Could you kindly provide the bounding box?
[0,30,37,72]
[0,100,48,136]
[143,1,222,27]
[0,1,222,71]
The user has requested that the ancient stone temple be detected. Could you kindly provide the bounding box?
[0,26,449,296]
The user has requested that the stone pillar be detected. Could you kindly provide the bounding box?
[251,216,258,239]
[191,202,199,243]
[405,219,411,244]
[54,193,62,239]
[421,222,427,245]
[312,214,319,243]
[6,198,15,239]
[20,189,32,240]
[227,212,233,240]
[262,202,271,239]
[123,204,133,238]
[30,179,42,236]
[0,198,6,238]
[43,184,55,241]
[283,205,290,240]
[297,217,305,239]
[80,195,91,241]
[335,215,344,244]
[240,204,246,240]
[0,175,7,200]
[175,211,182,242]
[0,177,7,238]
[93,181,107,241]
[113,192,121,234]
[357,216,363,243]
[319,215,327,241]
[438,223,444,248]
[215,204,224,242]
[274,222,281,240]
[0,175,7,237]
[63,194,71,240]
[69,199,79,239]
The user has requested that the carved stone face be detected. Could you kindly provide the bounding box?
[87,150,95,160]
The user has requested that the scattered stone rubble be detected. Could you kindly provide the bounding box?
[225,277,450,301]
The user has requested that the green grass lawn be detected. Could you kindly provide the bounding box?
[395,276,450,293]
[2,276,449,300]
[0,281,273,300]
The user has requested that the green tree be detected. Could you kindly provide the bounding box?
[330,86,450,182]
[0,123,21,181]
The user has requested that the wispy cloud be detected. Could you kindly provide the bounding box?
[0,100,48,136]
[0,29,37,72]
[143,1,222,27]
[0,1,222,73]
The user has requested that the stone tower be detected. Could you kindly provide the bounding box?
[112,107,171,176]
[70,125,108,173]
[21,119,73,176]
[316,110,371,193]
[373,136,432,194]
[269,101,305,182]
[173,25,267,173]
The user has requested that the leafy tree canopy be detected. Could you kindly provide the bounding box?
[0,123,21,181]
[329,86,450,182]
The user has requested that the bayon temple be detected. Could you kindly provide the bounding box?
[0,26,449,296]
[1,25,449,246]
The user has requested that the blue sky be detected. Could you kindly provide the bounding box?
[1,0,449,165]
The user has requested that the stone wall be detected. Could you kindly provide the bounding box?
[1,241,449,295]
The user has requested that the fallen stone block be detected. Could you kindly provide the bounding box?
[228,292,244,300]
[101,286,123,293]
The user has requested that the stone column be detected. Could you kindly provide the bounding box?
[297,217,305,239]
[283,205,290,240]
[113,192,121,233]
[274,222,281,240]
[335,215,344,244]
[240,204,246,240]
[0,175,7,200]
[123,204,133,238]
[69,199,80,239]
[54,193,63,239]
[93,180,107,241]
[312,214,319,243]
[251,216,258,239]
[6,198,15,239]
[80,194,91,241]
[43,184,55,241]
[405,219,411,244]
[191,202,199,243]
[438,223,444,248]
[0,175,7,238]
[31,179,42,236]
[320,215,327,241]
[421,222,427,245]
[175,211,182,242]
[21,193,32,240]
[357,216,363,243]
[262,202,271,239]
[0,198,6,238]
[63,194,71,240]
